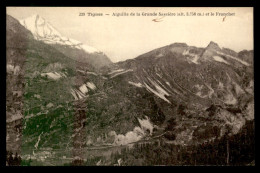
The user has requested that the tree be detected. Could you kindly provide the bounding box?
[13,152,19,166]
[224,125,232,165]
[177,104,186,116]
[18,155,22,165]
[7,151,13,166]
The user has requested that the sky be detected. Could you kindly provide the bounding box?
[7,7,253,62]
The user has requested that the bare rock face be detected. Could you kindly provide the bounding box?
[206,41,222,51]
[238,50,254,65]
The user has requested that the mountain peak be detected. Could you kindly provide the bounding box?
[19,14,63,39]
[22,14,46,24]
[169,42,188,47]
[206,41,221,51]
[19,15,103,54]
[27,14,40,19]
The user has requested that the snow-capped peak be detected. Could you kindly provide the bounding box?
[19,14,62,40]
[19,14,100,54]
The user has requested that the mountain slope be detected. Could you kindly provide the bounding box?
[6,14,108,160]
[101,41,254,145]
[6,14,254,166]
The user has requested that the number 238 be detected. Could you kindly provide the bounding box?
[79,13,85,16]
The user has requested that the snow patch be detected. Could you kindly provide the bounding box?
[144,82,171,103]
[156,73,162,78]
[79,84,88,94]
[182,49,189,56]
[77,69,85,74]
[148,78,169,96]
[81,44,99,53]
[190,55,199,64]
[75,89,85,99]
[86,82,96,90]
[216,51,250,66]
[156,53,164,58]
[41,72,66,80]
[213,56,230,65]
[68,38,81,45]
[108,69,125,75]
[128,81,143,88]
[183,49,200,64]
[70,88,86,100]
[138,116,154,135]
[110,69,133,78]
[70,89,78,100]
[87,71,98,76]
[224,93,237,105]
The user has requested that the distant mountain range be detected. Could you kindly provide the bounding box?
[6,14,254,166]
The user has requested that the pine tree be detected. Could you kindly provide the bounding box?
[8,151,13,165]
[14,152,19,166]
[18,155,22,165]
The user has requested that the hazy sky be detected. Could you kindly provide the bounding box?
[7,7,253,62]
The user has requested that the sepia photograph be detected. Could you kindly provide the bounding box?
[6,7,254,166]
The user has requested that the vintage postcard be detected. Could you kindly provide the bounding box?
[6,7,254,166]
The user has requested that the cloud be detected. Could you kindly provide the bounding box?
[109,116,154,145]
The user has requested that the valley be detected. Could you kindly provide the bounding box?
[6,13,254,166]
